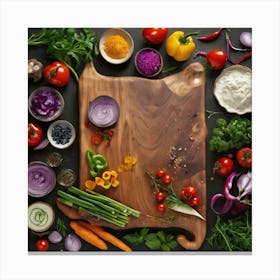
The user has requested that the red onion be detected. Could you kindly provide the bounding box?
[64,233,81,251]
[211,171,252,216]
[240,31,252,48]
[28,161,56,197]
[33,138,50,151]
[48,231,63,243]
[88,95,120,127]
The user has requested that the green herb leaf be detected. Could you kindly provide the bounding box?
[145,238,161,250]
[56,217,67,237]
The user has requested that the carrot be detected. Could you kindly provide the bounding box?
[69,221,108,250]
[77,221,132,252]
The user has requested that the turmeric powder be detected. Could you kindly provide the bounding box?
[103,35,129,59]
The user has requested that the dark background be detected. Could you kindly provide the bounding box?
[28,28,252,252]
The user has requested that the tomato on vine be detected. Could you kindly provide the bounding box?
[155,192,166,203]
[188,195,200,207]
[156,169,166,178]
[163,174,172,184]
[157,203,167,212]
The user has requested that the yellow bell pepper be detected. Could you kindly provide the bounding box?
[166,31,198,62]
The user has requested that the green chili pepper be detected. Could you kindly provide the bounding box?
[86,150,108,177]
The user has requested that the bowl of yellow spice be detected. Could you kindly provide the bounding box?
[99,28,134,64]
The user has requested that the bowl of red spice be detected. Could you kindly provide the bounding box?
[135,48,163,78]
[99,28,134,65]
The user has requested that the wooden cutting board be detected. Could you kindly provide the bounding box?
[78,61,207,250]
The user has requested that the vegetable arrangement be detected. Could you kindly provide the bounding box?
[28,27,252,252]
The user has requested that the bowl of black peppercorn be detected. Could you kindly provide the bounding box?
[47,120,76,149]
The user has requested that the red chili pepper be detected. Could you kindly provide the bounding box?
[235,52,252,64]
[198,28,225,41]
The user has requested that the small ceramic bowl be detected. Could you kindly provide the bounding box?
[99,28,134,64]
[28,161,56,197]
[47,120,76,149]
[135,48,163,78]
[28,86,64,122]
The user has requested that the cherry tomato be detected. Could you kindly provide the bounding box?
[206,49,227,70]
[43,61,70,87]
[163,174,172,184]
[155,192,166,203]
[156,169,166,178]
[28,123,43,147]
[188,195,201,207]
[91,133,103,145]
[214,157,234,177]
[236,147,252,168]
[142,28,168,44]
[180,186,197,202]
[35,239,49,251]
[157,203,167,212]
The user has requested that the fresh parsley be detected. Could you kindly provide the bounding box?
[28,28,99,82]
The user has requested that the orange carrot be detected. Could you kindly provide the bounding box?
[70,221,108,250]
[77,221,132,252]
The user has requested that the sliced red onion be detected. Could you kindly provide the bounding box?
[88,95,120,128]
[33,138,50,151]
[237,172,252,199]
[64,233,81,251]
[223,171,239,201]
[211,193,233,215]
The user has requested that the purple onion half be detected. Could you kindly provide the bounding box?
[28,161,56,197]
[88,95,120,128]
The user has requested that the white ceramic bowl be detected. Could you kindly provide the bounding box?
[47,120,76,149]
[99,28,134,64]
[28,86,64,122]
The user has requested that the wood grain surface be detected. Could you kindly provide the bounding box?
[77,61,207,250]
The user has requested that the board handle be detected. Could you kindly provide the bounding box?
[177,233,204,250]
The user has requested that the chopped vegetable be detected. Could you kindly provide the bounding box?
[207,210,252,251]
[69,221,107,250]
[124,228,178,251]
[77,221,132,252]
[28,28,99,82]
[30,88,62,119]
[135,48,163,77]
[28,58,43,82]
[240,31,252,48]
[166,31,198,62]
[86,149,108,178]
[209,116,252,152]
[64,232,82,251]
[57,186,140,227]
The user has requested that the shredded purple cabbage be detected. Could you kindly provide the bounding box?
[31,90,61,118]
[136,49,162,76]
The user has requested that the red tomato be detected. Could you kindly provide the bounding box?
[236,147,252,168]
[91,133,103,145]
[180,186,197,202]
[155,192,166,203]
[157,203,167,212]
[142,28,168,44]
[188,195,200,207]
[28,123,43,147]
[214,157,234,177]
[206,49,227,70]
[163,174,172,184]
[156,169,166,178]
[43,61,70,87]
[35,239,49,251]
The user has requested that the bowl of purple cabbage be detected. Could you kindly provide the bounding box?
[28,86,64,122]
[135,48,163,78]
